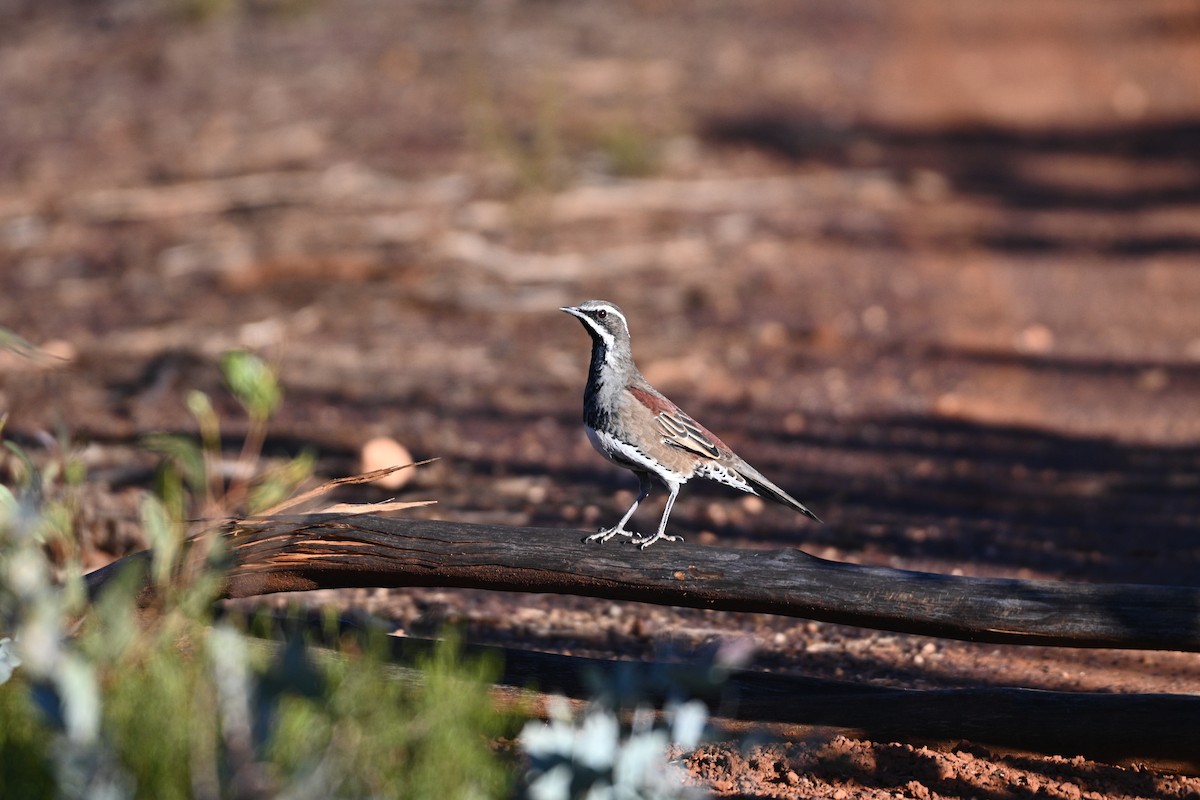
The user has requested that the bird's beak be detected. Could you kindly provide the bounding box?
[560,306,584,319]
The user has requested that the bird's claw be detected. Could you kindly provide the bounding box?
[584,527,636,544]
[630,532,683,549]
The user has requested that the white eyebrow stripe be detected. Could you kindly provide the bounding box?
[602,305,627,330]
[580,302,629,335]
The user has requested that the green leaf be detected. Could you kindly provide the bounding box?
[141,494,183,588]
[3,440,38,492]
[186,389,221,454]
[0,483,17,522]
[143,433,207,498]
[220,351,281,422]
[246,450,315,515]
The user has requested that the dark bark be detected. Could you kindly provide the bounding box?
[85,515,1200,651]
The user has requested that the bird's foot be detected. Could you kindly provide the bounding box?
[630,531,683,549]
[584,526,636,544]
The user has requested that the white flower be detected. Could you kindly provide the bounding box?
[0,637,21,684]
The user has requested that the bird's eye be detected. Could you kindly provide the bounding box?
[597,309,607,319]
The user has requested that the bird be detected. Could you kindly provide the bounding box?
[561,299,820,548]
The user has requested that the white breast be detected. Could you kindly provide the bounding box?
[585,426,689,484]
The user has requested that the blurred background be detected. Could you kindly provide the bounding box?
[2,0,1199,591]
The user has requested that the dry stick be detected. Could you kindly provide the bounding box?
[254,459,438,517]
[87,516,1200,652]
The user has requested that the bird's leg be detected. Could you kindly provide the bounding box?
[585,473,652,543]
[632,481,684,549]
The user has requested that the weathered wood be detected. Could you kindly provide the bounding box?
[450,640,1200,771]
[85,515,1200,651]
[244,620,1200,771]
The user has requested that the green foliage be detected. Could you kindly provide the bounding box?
[1,510,512,799]
[185,390,220,456]
[143,434,206,507]
[145,350,311,520]
[220,351,281,425]
[0,352,516,798]
[0,675,56,795]
[245,448,316,514]
[266,635,511,798]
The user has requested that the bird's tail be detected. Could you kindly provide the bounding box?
[741,465,822,523]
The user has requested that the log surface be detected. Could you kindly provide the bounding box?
[86,515,1200,652]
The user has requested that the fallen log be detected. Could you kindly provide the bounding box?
[442,638,1200,772]
[238,617,1200,772]
[85,515,1200,652]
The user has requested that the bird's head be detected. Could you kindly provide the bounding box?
[560,300,632,351]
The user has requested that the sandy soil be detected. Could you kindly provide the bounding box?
[2,0,1200,796]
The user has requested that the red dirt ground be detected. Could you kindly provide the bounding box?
[2,1,1200,796]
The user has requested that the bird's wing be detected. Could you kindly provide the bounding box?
[653,410,722,459]
[627,385,724,460]
[628,385,822,521]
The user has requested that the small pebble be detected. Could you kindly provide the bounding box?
[361,437,414,489]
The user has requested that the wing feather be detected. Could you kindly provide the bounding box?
[627,384,727,459]
[654,410,721,459]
